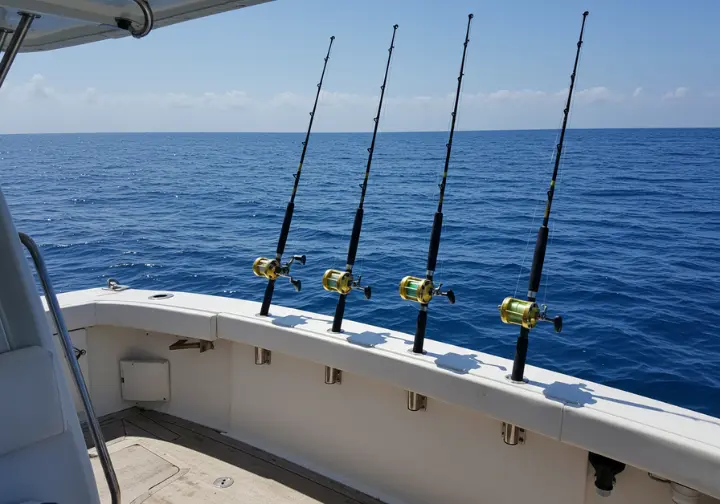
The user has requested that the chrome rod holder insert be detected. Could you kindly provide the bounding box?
[407,391,427,411]
[324,366,342,384]
[254,347,271,365]
[0,12,36,89]
[20,233,121,504]
[502,422,525,445]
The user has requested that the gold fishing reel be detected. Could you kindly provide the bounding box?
[253,254,306,291]
[399,276,455,305]
[322,269,371,299]
[498,297,562,333]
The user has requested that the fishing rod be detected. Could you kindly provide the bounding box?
[399,14,473,354]
[253,36,335,316]
[322,24,399,333]
[499,11,589,383]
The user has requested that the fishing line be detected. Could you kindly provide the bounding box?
[498,11,589,386]
[514,202,539,298]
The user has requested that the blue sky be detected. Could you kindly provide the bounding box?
[1,0,719,133]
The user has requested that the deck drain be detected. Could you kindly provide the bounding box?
[213,477,234,488]
[149,293,174,300]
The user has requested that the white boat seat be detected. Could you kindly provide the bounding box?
[0,346,65,457]
[0,345,98,504]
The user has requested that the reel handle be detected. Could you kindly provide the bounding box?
[445,289,455,304]
[293,254,306,266]
[537,315,563,333]
[352,275,371,300]
[538,304,563,333]
[434,284,455,304]
[290,277,302,292]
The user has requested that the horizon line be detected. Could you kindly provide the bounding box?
[1,126,719,136]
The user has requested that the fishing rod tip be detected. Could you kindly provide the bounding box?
[583,10,589,16]
[468,13,474,19]
[330,35,335,40]
[393,24,399,29]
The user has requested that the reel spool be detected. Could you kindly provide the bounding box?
[322,269,371,299]
[253,255,306,291]
[498,297,562,333]
[253,257,280,280]
[399,276,433,304]
[399,276,456,305]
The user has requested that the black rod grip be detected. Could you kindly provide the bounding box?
[259,279,276,316]
[527,225,549,297]
[276,201,295,257]
[510,327,530,381]
[426,212,444,273]
[346,207,364,267]
[332,293,347,333]
[413,308,428,354]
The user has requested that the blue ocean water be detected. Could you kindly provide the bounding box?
[2,129,719,416]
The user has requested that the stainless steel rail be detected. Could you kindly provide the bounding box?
[19,232,121,504]
[0,12,36,88]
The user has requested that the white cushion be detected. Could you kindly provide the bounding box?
[0,346,65,456]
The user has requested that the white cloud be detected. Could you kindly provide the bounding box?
[270,91,305,108]
[662,87,689,100]
[83,87,99,104]
[11,73,56,101]
[487,89,547,101]
[575,86,622,103]
[1,75,718,133]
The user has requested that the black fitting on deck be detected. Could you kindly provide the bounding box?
[589,452,625,497]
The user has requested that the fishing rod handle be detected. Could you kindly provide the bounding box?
[413,308,428,354]
[345,207,364,267]
[527,225,549,297]
[275,201,295,256]
[260,279,276,316]
[510,327,530,382]
[425,212,444,274]
[332,294,347,333]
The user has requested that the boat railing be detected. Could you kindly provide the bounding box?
[19,232,121,504]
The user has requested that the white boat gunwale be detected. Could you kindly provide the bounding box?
[51,286,720,501]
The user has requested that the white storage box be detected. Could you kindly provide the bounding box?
[120,359,170,402]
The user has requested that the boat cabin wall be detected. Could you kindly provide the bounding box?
[57,323,717,504]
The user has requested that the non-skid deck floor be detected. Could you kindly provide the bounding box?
[85,408,382,504]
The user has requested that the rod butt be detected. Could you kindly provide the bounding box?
[413,307,428,354]
[332,294,347,333]
[259,279,276,316]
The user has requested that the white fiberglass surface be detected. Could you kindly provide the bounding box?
[0,0,271,52]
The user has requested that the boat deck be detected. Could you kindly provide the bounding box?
[85,408,382,504]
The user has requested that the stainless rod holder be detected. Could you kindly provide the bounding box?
[324,366,342,384]
[254,347,271,365]
[407,391,427,411]
[0,13,36,89]
[502,422,525,445]
[20,233,121,504]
